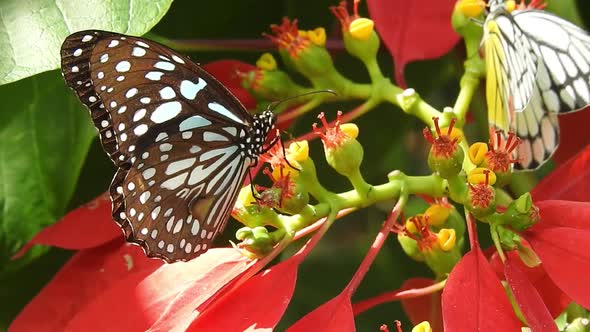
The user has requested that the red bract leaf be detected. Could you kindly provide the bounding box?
[367,0,460,87]
[532,200,590,231]
[287,292,355,332]
[553,110,590,165]
[400,278,443,332]
[442,248,522,331]
[490,251,569,317]
[13,193,121,258]
[532,144,590,201]
[10,241,162,332]
[524,227,590,309]
[188,254,302,331]
[203,60,257,109]
[504,258,557,332]
[62,248,251,332]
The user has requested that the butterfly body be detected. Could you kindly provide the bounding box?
[483,0,590,169]
[61,30,275,262]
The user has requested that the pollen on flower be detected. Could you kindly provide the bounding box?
[515,0,546,10]
[468,169,495,208]
[307,27,326,46]
[257,166,296,209]
[330,0,360,31]
[485,129,521,173]
[313,111,350,149]
[423,117,460,158]
[264,18,311,58]
[393,214,438,251]
[256,53,277,71]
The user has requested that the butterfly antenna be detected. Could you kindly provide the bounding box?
[279,132,300,171]
[268,89,337,111]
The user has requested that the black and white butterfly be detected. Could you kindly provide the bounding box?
[61,30,276,262]
[483,0,590,169]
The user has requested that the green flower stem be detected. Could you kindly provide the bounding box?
[383,85,443,126]
[453,67,481,126]
[363,57,385,83]
[446,173,467,204]
[283,173,446,232]
[490,224,507,262]
[347,168,372,200]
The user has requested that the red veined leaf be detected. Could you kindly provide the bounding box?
[187,253,302,331]
[532,200,590,231]
[532,144,590,201]
[400,278,443,332]
[203,60,257,109]
[504,258,558,331]
[524,227,590,310]
[9,240,162,332]
[553,110,590,165]
[366,0,460,87]
[286,292,355,332]
[442,248,522,331]
[62,248,251,332]
[490,251,570,318]
[13,193,121,258]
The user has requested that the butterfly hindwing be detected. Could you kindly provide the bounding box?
[61,30,269,262]
[513,9,590,113]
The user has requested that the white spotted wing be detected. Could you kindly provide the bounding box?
[61,30,259,262]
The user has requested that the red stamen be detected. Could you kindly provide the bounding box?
[395,321,403,332]
[422,128,436,144]
[353,0,360,17]
[447,118,457,136]
[433,117,442,137]
[380,324,389,332]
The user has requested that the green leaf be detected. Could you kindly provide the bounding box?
[0,0,173,85]
[0,70,96,263]
[546,0,584,27]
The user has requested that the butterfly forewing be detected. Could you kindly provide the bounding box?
[61,30,267,262]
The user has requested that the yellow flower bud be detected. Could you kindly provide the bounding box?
[288,140,309,162]
[505,0,516,12]
[440,126,463,143]
[468,167,497,186]
[437,229,456,251]
[340,123,359,139]
[307,27,326,46]
[412,321,433,332]
[469,142,489,165]
[425,204,451,227]
[349,18,375,41]
[256,53,277,71]
[455,0,486,18]
[405,216,420,234]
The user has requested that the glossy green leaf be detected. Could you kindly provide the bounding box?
[0,0,173,85]
[0,70,96,263]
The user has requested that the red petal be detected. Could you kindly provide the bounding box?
[187,254,301,331]
[400,278,443,332]
[490,251,570,317]
[553,110,590,165]
[10,241,162,332]
[13,193,121,258]
[533,200,590,231]
[203,60,257,109]
[367,0,460,87]
[504,258,558,331]
[442,248,522,331]
[62,248,251,331]
[532,144,590,201]
[286,293,355,332]
[525,227,590,309]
